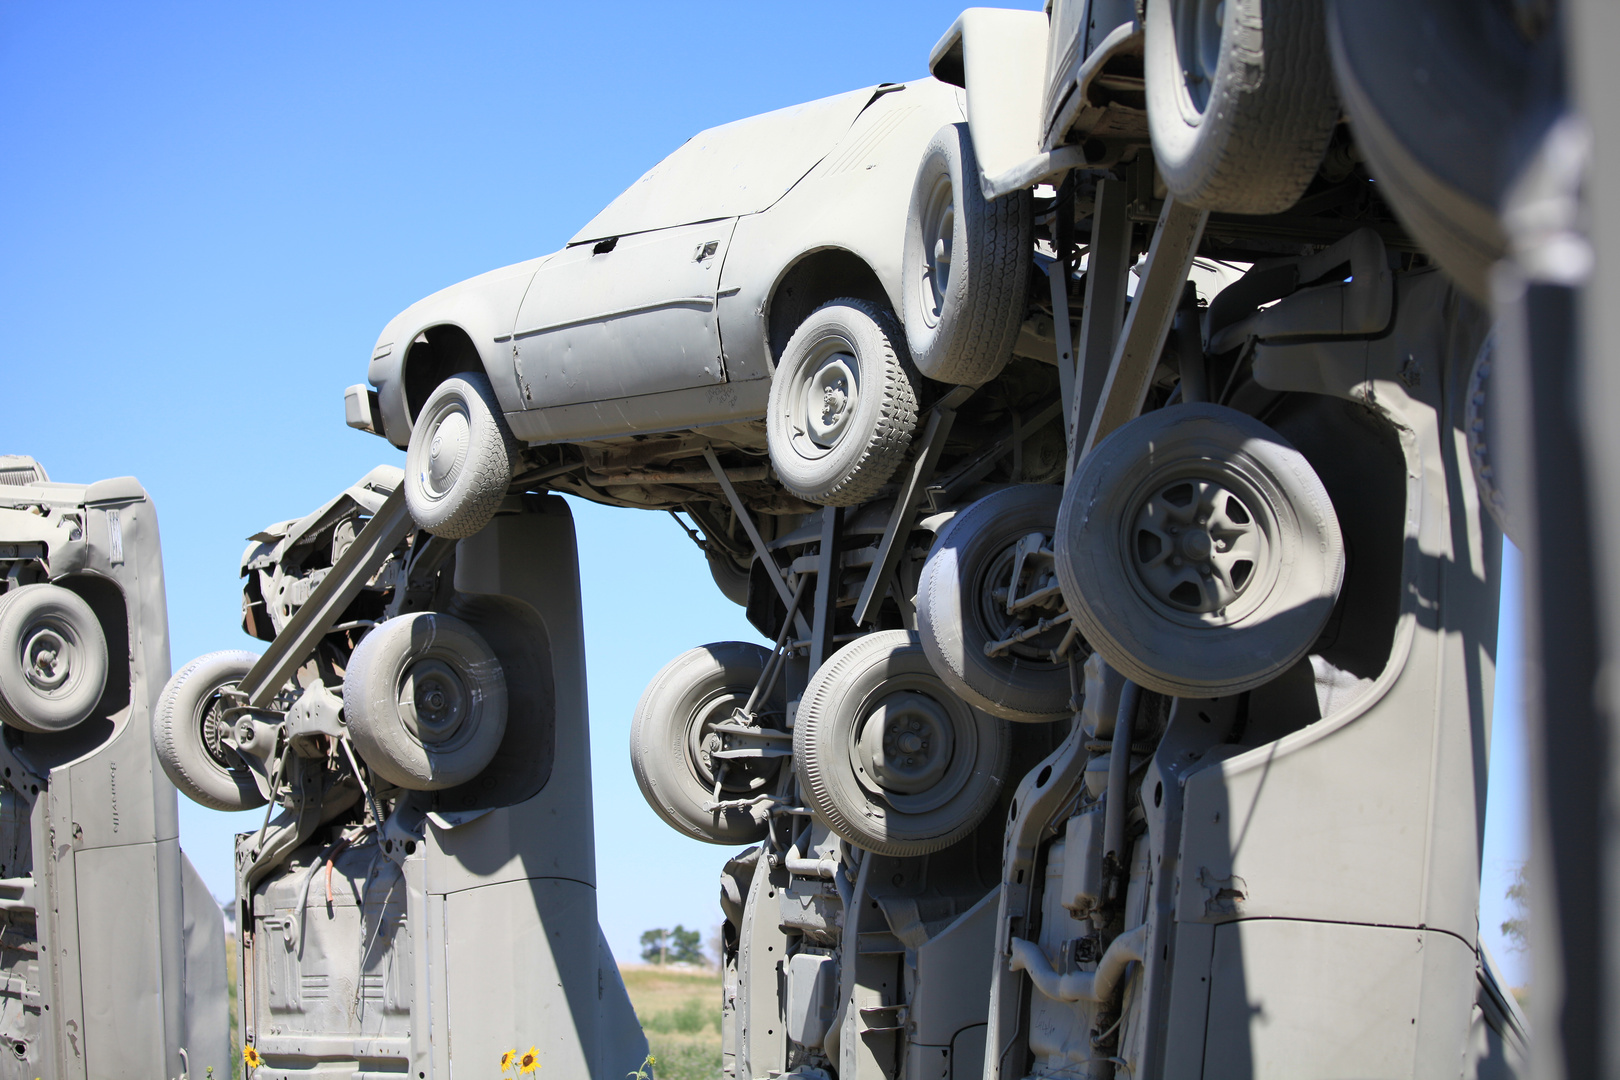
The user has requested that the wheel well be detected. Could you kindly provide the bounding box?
[767,249,892,367]
[403,325,485,422]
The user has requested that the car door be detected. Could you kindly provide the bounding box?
[510,218,736,410]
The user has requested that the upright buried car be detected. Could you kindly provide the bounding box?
[349,77,1035,534]
[0,457,228,1080]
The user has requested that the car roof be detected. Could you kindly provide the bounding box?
[569,83,893,243]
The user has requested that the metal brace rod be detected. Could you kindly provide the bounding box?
[1051,258,1077,441]
[1068,176,1134,474]
[703,448,810,639]
[1078,196,1210,463]
[937,399,1062,501]
[810,506,844,673]
[852,386,973,627]
[237,487,414,709]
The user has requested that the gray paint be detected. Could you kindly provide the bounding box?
[231,495,645,1079]
[362,79,966,451]
[0,469,227,1079]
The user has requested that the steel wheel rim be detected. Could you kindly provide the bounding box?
[845,672,975,814]
[1173,0,1225,118]
[975,532,1067,667]
[686,687,776,796]
[399,658,471,746]
[856,691,954,795]
[20,619,75,695]
[789,335,862,459]
[918,173,955,327]
[1120,459,1279,627]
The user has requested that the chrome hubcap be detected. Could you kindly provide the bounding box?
[422,407,470,496]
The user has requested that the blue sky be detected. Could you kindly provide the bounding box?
[0,1,1527,984]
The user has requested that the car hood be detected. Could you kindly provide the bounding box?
[569,84,891,243]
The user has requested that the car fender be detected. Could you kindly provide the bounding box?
[716,78,966,384]
[367,256,548,447]
[929,7,1089,199]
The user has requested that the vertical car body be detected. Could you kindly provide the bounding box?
[0,458,228,1079]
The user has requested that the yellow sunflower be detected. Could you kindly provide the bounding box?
[518,1045,541,1073]
[243,1045,263,1070]
[500,1048,518,1071]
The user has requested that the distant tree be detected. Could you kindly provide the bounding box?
[707,924,726,969]
[640,928,669,965]
[1502,863,1529,952]
[668,924,704,965]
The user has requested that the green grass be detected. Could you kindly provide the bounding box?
[642,996,720,1035]
[620,966,722,1080]
[642,1036,722,1080]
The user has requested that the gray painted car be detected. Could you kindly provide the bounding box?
[0,457,228,1080]
[349,76,1044,538]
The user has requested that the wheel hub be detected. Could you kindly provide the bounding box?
[979,532,1067,663]
[22,626,70,692]
[805,355,859,448]
[1131,477,1264,617]
[400,659,469,745]
[1174,0,1225,113]
[687,692,779,796]
[857,691,954,795]
[921,179,955,322]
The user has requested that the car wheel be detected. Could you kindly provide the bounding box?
[630,642,784,846]
[917,485,1073,723]
[154,651,268,811]
[343,612,508,791]
[1325,0,1559,302]
[795,629,1010,857]
[1056,404,1344,697]
[767,299,920,506]
[0,584,108,734]
[707,549,752,608]
[404,371,517,538]
[901,123,1032,386]
[1145,0,1340,214]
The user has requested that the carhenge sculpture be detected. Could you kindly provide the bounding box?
[162,1,1530,1077]
[0,456,228,1080]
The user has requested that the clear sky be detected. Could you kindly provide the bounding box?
[0,1,1527,985]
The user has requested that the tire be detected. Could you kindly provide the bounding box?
[154,651,268,811]
[1145,0,1340,214]
[767,299,920,507]
[918,485,1072,723]
[1056,404,1344,697]
[404,371,517,538]
[343,612,508,791]
[707,549,752,607]
[901,123,1032,386]
[1325,0,1559,303]
[630,642,785,846]
[794,630,1010,857]
[0,584,108,733]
